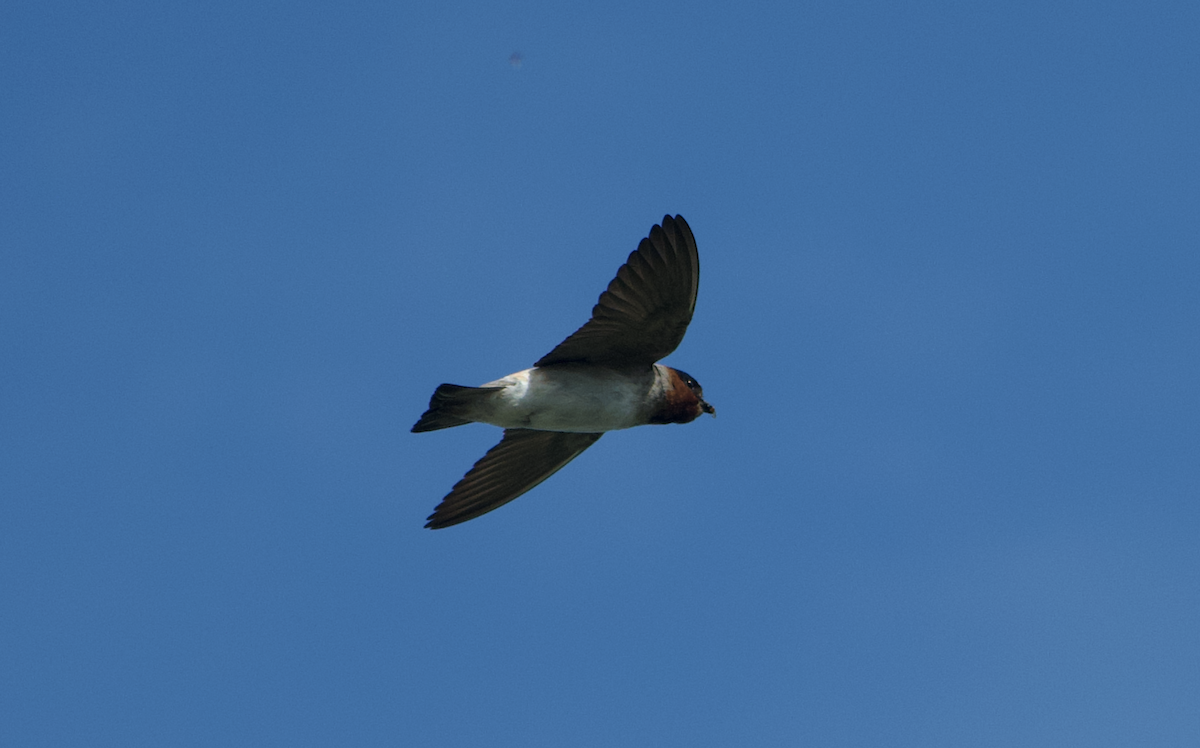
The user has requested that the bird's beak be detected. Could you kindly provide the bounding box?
[700,399,716,418]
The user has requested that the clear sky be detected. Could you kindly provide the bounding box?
[3,1,1199,746]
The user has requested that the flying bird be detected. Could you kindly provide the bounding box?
[412,214,714,528]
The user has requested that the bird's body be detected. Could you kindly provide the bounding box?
[412,215,713,528]
[415,363,705,433]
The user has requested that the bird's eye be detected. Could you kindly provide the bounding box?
[674,369,702,391]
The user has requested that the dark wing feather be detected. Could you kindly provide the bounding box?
[535,215,699,367]
[425,429,603,529]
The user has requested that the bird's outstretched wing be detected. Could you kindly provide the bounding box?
[535,215,699,368]
[425,429,604,529]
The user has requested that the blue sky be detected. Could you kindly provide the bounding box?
[3,1,1199,745]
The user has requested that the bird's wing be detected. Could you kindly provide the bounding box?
[425,429,603,529]
[535,215,699,368]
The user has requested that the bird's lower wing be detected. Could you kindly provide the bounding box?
[425,429,603,529]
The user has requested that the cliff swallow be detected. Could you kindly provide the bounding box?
[412,214,713,528]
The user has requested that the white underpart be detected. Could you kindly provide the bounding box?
[474,364,671,432]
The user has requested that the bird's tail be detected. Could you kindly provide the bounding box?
[411,384,497,432]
